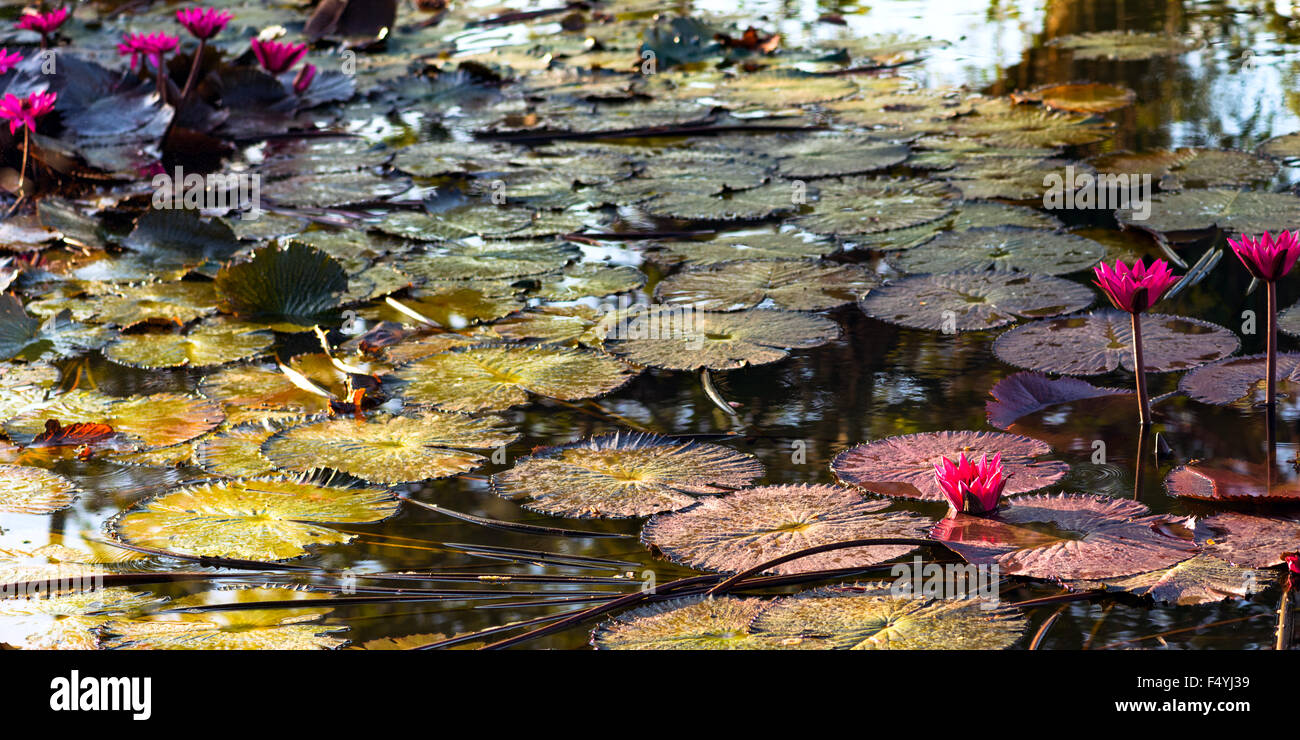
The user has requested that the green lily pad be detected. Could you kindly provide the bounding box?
[1067,554,1273,606]
[653,231,837,265]
[533,263,646,301]
[656,260,879,311]
[261,412,519,484]
[859,271,1094,331]
[795,177,955,237]
[886,227,1105,275]
[215,242,348,328]
[720,71,857,108]
[1117,189,1300,238]
[491,432,764,519]
[397,241,580,281]
[604,307,839,371]
[394,344,639,412]
[104,320,274,369]
[0,296,113,362]
[591,595,786,650]
[848,201,1062,252]
[0,586,162,650]
[103,587,346,650]
[112,477,400,560]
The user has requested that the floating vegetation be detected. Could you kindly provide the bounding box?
[655,260,879,312]
[860,272,1094,332]
[604,308,839,370]
[885,227,1105,275]
[1066,555,1272,606]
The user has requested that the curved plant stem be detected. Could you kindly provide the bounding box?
[179,38,205,105]
[16,127,29,193]
[1028,604,1069,650]
[1276,576,1294,651]
[1131,311,1151,426]
[155,55,168,106]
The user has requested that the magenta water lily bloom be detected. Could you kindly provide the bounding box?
[251,38,308,75]
[1093,258,1180,314]
[933,452,1006,515]
[293,62,316,94]
[0,90,57,134]
[15,7,68,37]
[0,48,22,75]
[177,7,232,40]
[1228,231,1300,282]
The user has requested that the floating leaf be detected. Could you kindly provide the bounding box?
[103,587,346,650]
[492,306,603,347]
[992,310,1239,375]
[121,209,242,269]
[261,412,519,484]
[1193,512,1300,568]
[1066,555,1273,606]
[1165,462,1300,503]
[774,137,910,178]
[1117,189,1300,238]
[642,484,929,574]
[104,320,274,369]
[931,494,1197,579]
[0,587,161,650]
[394,344,638,412]
[942,158,1081,200]
[859,272,1094,332]
[604,307,839,370]
[0,362,58,423]
[750,584,1026,650]
[1047,31,1197,61]
[112,477,400,560]
[0,465,78,514]
[986,372,1130,430]
[887,227,1104,275]
[397,241,580,281]
[1016,82,1136,113]
[1178,352,1300,407]
[656,260,879,311]
[215,242,348,328]
[653,231,837,265]
[533,263,645,301]
[194,423,286,479]
[947,101,1114,148]
[491,432,764,519]
[795,177,955,237]
[591,595,784,650]
[720,71,857,108]
[641,183,802,222]
[1092,148,1277,190]
[831,430,1068,502]
[5,391,224,450]
[0,296,112,362]
[848,201,1061,252]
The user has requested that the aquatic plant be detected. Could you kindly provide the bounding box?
[14,7,68,48]
[933,452,1006,515]
[1227,230,1300,409]
[1091,258,1181,425]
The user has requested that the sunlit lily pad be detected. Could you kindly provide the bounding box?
[397,241,580,281]
[491,432,764,519]
[1067,554,1272,605]
[5,391,224,450]
[112,477,400,560]
[749,584,1026,650]
[1116,189,1300,238]
[656,260,879,311]
[215,242,348,328]
[1178,353,1300,408]
[374,208,533,241]
[0,587,161,650]
[642,484,929,574]
[533,263,645,301]
[1193,512,1300,568]
[261,412,519,484]
[1092,148,1277,190]
[492,306,603,346]
[720,71,857,108]
[1016,82,1136,113]
[103,587,346,650]
[931,494,1197,579]
[832,430,1068,502]
[394,344,638,412]
[947,101,1114,148]
[361,288,523,329]
[992,310,1240,375]
[194,421,290,479]
[986,372,1130,430]
[104,320,274,369]
[0,296,113,362]
[859,271,1094,332]
[1047,31,1197,61]
[795,177,955,237]
[0,362,58,422]
[1165,462,1300,503]
[604,307,839,371]
[0,465,78,514]
[591,595,784,650]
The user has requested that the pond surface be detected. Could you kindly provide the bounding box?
[4,0,1300,650]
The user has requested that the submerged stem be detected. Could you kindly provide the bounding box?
[1267,279,1278,409]
[1131,311,1151,426]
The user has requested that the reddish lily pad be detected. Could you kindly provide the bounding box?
[831,430,1068,502]
[1066,554,1272,605]
[641,484,930,574]
[1178,353,1300,407]
[931,494,1198,580]
[859,272,1094,332]
[1165,462,1300,503]
[986,372,1130,430]
[992,310,1239,375]
[1193,511,1300,568]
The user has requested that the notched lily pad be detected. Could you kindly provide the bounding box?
[886,227,1105,275]
[5,391,224,450]
[1178,353,1300,408]
[859,271,1094,332]
[1166,462,1300,503]
[215,242,348,328]
[656,260,879,312]
[603,307,839,371]
[1193,512,1300,568]
[986,372,1130,430]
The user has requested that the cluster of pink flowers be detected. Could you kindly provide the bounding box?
[118,31,181,70]
[933,452,1007,515]
[0,90,57,134]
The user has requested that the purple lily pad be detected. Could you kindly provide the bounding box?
[931,494,1198,580]
[641,484,931,575]
[830,430,1069,502]
[1179,352,1300,407]
[1166,462,1300,503]
[992,310,1239,375]
[986,372,1130,429]
[1193,511,1300,567]
[858,271,1095,332]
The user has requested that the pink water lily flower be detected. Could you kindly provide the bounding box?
[1227,231,1300,283]
[250,37,307,75]
[15,8,68,35]
[0,48,22,75]
[293,62,316,94]
[934,452,1007,515]
[1093,258,1181,314]
[176,7,232,40]
[119,32,179,69]
[0,90,57,134]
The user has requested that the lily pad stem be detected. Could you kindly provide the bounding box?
[1131,311,1151,426]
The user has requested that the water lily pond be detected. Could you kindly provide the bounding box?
[4,0,1300,652]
